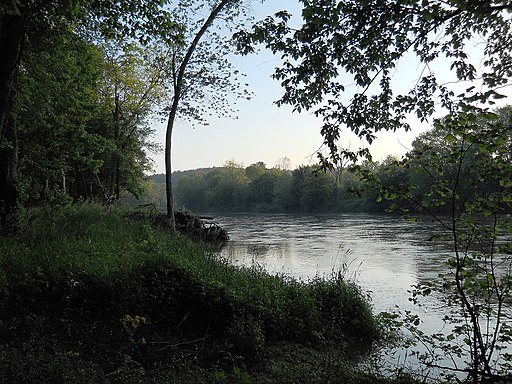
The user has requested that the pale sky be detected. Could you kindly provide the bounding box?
[149,1,507,174]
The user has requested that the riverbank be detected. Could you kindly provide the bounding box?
[0,204,413,383]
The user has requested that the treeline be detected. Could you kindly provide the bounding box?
[142,107,512,215]
[171,161,366,213]
[144,161,382,214]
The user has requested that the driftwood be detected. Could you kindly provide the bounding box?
[174,210,229,243]
[130,205,228,243]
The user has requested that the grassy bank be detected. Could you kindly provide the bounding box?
[0,204,398,383]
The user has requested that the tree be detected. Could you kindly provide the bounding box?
[291,165,337,212]
[98,42,167,201]
[407,119,491,212]
[246,163,280,210]
[245,161,267,182]
[0,3,28,230]
[0,0,178,232]
[174,171,209,212]
[235,0,512,167]
[368,110,512,382]
[235,2,512,381]
[363,155,412,213]
[15,21,169,205]
[272,168,293,211]
[15,23,111,205]
[162,0,249,231]
[275,157,291,171]
[198,161,248,211]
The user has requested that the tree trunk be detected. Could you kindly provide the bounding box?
[0,118,18,230]
[61,168,66,192]
[0,13,24,233]
[112,91,121,201]
[164,0,234,232]
[115,157,120,200]
[165,106,176,232]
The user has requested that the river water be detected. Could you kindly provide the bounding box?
[213,213,511,378]
[216,213,451,321]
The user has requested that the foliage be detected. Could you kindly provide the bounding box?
[10,3,176,206]
[163,0,252,126]
[371,110,512,383]
[0,204,384,383]
[96,41,167,200]
[160,0,252,230]
[167,161,361,213]
[235,0,512,168]
[0,0,181,230]
[153,107,509,216]
[16,24,111,204]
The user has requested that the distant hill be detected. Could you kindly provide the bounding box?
[149,173,166,184]
[149,167,222,185]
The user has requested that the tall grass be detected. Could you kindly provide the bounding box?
[0,203,382,383]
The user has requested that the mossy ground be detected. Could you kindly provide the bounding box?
[0,204,410,383]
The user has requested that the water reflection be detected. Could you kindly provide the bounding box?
[216,213,452,316]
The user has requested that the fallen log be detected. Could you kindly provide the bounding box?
[174,210,229,243]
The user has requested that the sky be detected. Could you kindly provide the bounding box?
[148,1,504,174]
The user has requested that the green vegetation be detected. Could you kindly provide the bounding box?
[145,161,367,213]
[235,0,512,171]
[161,0,251,231]
[373,110,512,383]
[0,204,392,383]
[0,0,248,232]
[11,4,170,209]
[1,0,182,229]
[143,109,511,216]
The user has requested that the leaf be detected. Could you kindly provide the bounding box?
[479,144,490,153]
[423,11,434,21]
[444,133,456,143]
[482,112,499,121]
[499,179,512,188]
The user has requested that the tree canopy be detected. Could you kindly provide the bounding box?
[0,0,181,230]
[235,0,512,167]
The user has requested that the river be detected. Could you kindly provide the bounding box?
[213,212,511,378]
[215,213,451,319]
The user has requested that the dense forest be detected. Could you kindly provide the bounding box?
[9,13,165,209]
[0,0,249,232]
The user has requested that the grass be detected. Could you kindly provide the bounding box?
[0,203,406,383]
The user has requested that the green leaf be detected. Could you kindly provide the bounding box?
[444,133,456,143]
[499,179,512,188]
[423,11,434,21]
[479,144,490,153]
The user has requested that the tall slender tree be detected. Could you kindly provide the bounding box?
[99,42,167,201]
[163,0,250,231]
[0,3,26,230]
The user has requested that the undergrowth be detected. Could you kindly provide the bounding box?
[0,203,396,383]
